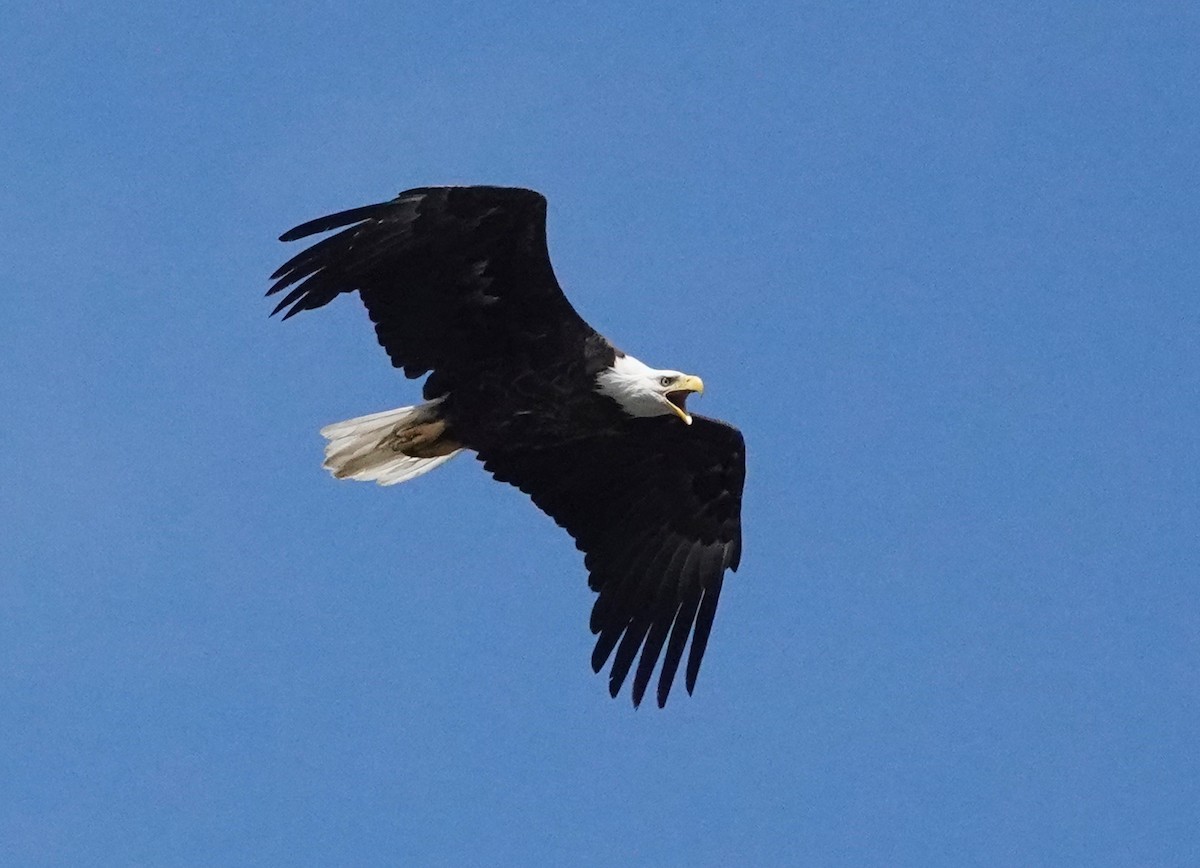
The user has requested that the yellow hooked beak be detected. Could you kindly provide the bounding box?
[664,374,704,425]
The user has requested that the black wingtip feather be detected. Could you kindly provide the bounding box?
[685,576,724,695]
[609,618,653,705]
[591,627,623,674]
[656,591,703,707]
[631,604,678,708]
[269,284,310,317]
[278,202,393,242]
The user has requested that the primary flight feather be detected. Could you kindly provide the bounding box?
[268,185,746,707]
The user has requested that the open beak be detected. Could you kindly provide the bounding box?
[664,375,704,425]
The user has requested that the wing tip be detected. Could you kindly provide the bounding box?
[277,201,394,243]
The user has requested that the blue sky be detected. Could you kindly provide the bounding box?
[3,2,1198,865]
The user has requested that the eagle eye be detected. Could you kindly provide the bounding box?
[659,376,674,387]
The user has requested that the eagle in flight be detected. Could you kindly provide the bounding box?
[268,186,745,707]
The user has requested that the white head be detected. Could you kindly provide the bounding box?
[595,353,705,425]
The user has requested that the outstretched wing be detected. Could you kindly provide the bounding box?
[481,416,746,707]
[268,186,598,390]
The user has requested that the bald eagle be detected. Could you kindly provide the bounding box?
[267,186,745,708]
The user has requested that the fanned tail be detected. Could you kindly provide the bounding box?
[320,399,462,486]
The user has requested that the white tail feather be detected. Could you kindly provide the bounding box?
[320,401,461,486]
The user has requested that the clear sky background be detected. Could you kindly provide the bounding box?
[3,3,1198,866]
